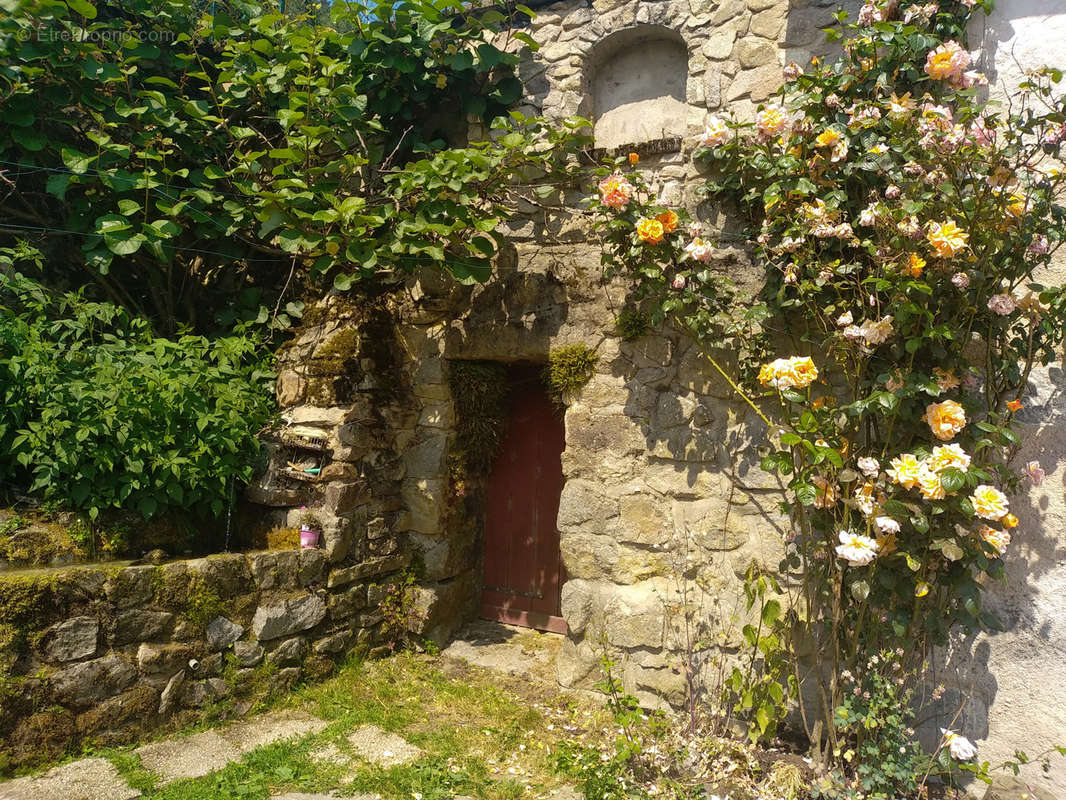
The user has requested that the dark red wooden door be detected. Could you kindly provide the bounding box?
[481,374,567,634]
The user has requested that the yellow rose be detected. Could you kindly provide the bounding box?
[887,453,922,489]
[978,524,1010,556]
[918,467,946,500]
[788,356,819,389]
[815,129,842,148]
[927,220,969,259]
[928,443,970,474]
[907,253,926,277]
[636,217,665,245]
[971,485,1009,521]
[924,400,966,441]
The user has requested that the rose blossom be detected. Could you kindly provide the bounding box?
[857,456,880,477]
[941,730,978,761]
[835,531,879,566]
[875,516,900,535]
[672,275,686,290]
[952,272,971,289]
[1026,461,1046,486]
[988,293,1016,315]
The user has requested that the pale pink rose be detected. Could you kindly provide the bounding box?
[684,237,715,263]
[826,93,842,108]
[988,293,1016,315]
[875,516,900,535]
[783,61,803,80]
[885,184,901,199]
[1026,461,1046,487]
[1028,234,1050,256]
[857,456,880,477]
[952,272,971,289]
[837,310,854,326]
[672,275,686,289]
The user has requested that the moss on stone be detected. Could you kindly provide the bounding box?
[448,361,510,477]
[545,343,598,404]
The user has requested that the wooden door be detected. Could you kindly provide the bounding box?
[481,370,567,634]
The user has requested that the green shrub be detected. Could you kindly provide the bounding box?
[0,267,275,520]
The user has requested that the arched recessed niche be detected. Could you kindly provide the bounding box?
[589,26,689,149]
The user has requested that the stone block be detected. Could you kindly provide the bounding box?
[322,481,370,514]
[313,630,354,656]
[43,616,98,663]
[298,548,329,586]
[396,479,444,534]
[159,670,185,715]
[403,433,449,478]
[104,565,155,609]
[328,584,367,620]
[205,617,244,651]
[703,29,737,60]
[113,610,174,646]
[618,494,672,546]
[561,579,595,635]
[188,553,251,597]
[267,636,308,667]
[137,642,195,679]
[248,549,300,590]
[251,593,326,641]
[327,553,410,588]
[603,585,667,649]
[233,641,264,667]
[51,654,138,708]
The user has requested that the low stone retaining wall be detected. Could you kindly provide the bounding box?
[0,548,407,772]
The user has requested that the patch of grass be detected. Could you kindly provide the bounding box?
[103,750,158,794]
[9,648,612,800]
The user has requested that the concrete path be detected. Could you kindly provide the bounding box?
[0,757,139,800]
[0,709,333,798]
[135,709,329,785]
[346,724,424,767]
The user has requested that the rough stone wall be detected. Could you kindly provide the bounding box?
[0,549,404,770]
[243,1,1066,794]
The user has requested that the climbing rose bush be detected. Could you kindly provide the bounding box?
[590,0,1066,783]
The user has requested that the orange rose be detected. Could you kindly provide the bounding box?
[656,210,679,234]
[923,400,966,441]
[1006,398,1023,412]
[636,217,665,245]
[628,152,640,164]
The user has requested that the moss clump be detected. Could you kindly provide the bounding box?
[448,361,510,477]
[151,569,224,630]
[545,344,598,405]
[184,579,225,629]
[614,309,652,341]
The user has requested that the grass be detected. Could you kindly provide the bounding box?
[94,651,611,800]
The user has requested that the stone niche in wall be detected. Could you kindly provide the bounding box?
[590,26,689,149]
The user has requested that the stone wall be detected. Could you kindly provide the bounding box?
[0,548,406,771]
[245,0,1066,796]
